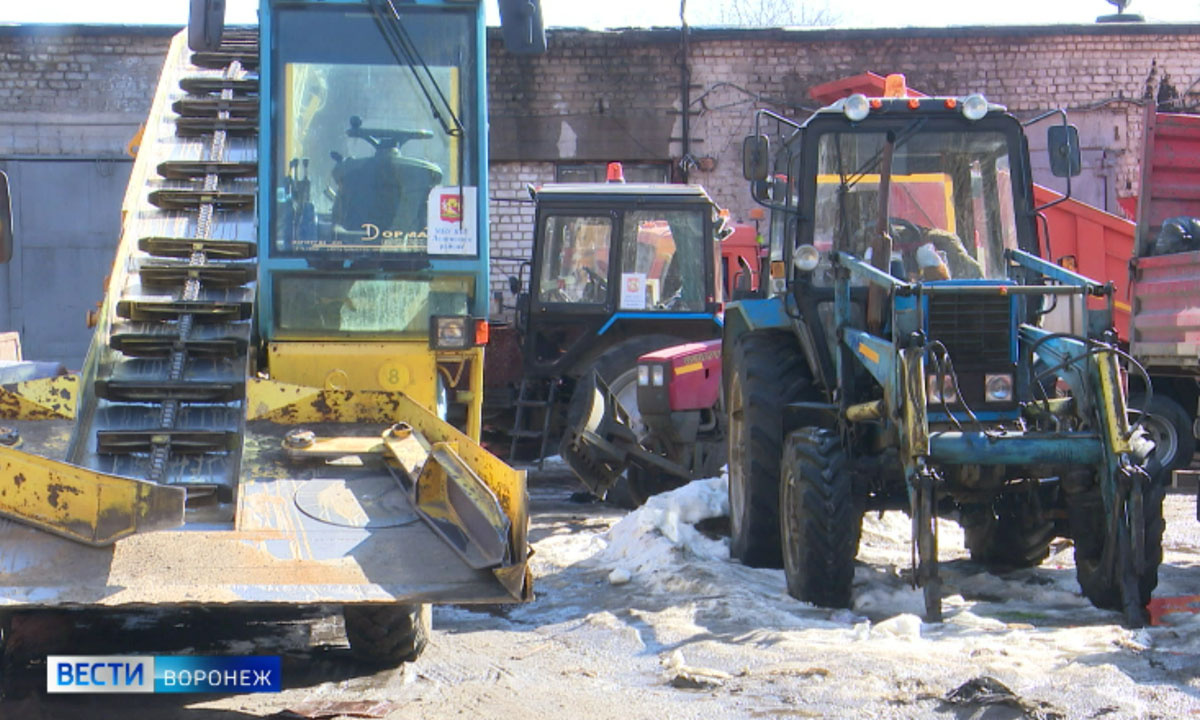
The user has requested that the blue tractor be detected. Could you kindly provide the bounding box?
[727,77,1162,625]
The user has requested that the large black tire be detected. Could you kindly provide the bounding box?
[780,428,861,608]
[1066,469,1165,625]
[1131,393,1195,476]
[962,483,1058,569]
[343,603,431,666]
[560,334,686,506]
[727,330,812,568]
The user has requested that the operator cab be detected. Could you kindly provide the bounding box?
[522,182,726,374]
[258,1,493,435]
[743,77,1081,418]
[264,3,484,341]
[754,96,1041,292]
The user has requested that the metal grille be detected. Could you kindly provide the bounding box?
[927,294,1013,370]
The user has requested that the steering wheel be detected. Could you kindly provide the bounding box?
[345,115,434,151]
[580,266,608,302]
[581,266,607,288]
[887,217,924,251]
[543,287,571,303]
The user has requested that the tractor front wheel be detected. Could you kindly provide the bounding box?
[962,483,1058,570]
[1066,469,1164,626]
[780,428,861,608]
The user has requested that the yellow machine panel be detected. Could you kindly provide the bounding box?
[269,341,437,401]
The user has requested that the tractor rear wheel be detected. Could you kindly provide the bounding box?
[962,483,1058,569]
[780,428,860,608]
[343,603,431,666]
[1066,468,1164,625]
[727,330,811,568]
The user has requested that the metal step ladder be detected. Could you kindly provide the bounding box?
[508,377,559,469]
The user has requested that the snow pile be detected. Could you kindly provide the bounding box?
[869,613,924,641]
[853,576,929,618]
[589,474,729,583]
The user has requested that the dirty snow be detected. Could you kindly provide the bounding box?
[500,471,1200,718]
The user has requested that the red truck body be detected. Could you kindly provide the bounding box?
[1129,110,1200,371]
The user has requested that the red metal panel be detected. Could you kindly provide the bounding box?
[1137,110,1200,252]
[641,339,722,411]
[1128,108,1200,368]
[720,224,762,296]
[1033,184,1135,340]
[1132,249,1200,359]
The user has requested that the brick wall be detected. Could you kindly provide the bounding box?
[488,161,554,315]
[0,26,173,156]
[485,23,1200,313]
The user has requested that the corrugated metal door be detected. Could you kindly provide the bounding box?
[0,158,131,368]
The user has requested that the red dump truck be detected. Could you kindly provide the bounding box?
[1121,105,1200,477]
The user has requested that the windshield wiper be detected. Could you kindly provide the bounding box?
[368,0,466,142]
[838,118,928,193]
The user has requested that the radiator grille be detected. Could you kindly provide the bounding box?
[927,294,1013,370]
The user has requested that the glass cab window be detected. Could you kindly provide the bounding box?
[620,209,706,311]
[275,274,472,335]
[537,215,614,304]
[273,7,476,256]
[809,129,1019,285]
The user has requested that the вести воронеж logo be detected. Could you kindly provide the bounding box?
[47,655,281,693]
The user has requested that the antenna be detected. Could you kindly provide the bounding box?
[1097,0,1144,23]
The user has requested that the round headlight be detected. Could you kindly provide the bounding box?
[794,244,821,272]
[843,93,870,122]
[961,94,989,121]
[985,374,1014,402]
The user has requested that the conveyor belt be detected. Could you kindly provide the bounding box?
[66,34,259,524]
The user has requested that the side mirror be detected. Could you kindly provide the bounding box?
[0,172,12,265]
[498,0,547,55]
[508,275,521,295]
[742,135,769,181]
[188,0,226,52]
[1048,124,1082,178]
